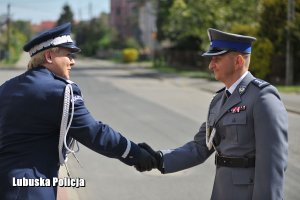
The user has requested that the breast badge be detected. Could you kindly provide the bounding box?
[229,105,246,113]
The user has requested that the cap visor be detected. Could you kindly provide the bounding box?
[59,43,81,53]
[202,50,228,57]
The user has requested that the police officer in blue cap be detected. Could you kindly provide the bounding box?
[137,28,288,200]
[0,22,156,200]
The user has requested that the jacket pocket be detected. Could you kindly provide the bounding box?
[222,112,247,144]
[223,112,246,126]
[232,168,254,185]
[231,169,254,200]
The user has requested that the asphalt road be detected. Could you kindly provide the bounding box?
[0,58,299,199]
[68,59,299,200]
[66,65,215,200]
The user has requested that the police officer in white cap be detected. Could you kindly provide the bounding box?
[137,28,288,200]
[0,22,156,200]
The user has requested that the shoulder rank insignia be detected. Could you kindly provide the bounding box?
[229,105,246,113]
[252,79,270,88]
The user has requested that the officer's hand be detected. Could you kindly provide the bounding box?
[137,143,163,173]
[135,147,158,172]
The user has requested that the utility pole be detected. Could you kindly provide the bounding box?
[88,2,93,19]
[6,3,11,61]
[78,8,82,21]
[286,0,295,85]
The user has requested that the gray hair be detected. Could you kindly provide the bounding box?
[243,54,251,68]
[27,47,60,70]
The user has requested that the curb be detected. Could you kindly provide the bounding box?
[145,72,300,115]
[198,86,300,115]
[285,106,300,115]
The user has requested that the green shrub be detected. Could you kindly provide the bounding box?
[122,48,139,63]
[250,37,274,79]
[124,37,140,49]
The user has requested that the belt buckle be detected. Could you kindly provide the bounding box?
[215,154,223,166]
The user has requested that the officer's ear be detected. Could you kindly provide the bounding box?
[44,50,52,63]
[235,54,245,69]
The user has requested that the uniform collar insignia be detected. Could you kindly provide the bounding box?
[238,86,246,95]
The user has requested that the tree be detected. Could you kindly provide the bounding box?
[257,0,300,83]
[57,4,74,26]
[154,0,300,82]
[156,0,174,42]
[0,20,29,64]
[75,14,117,56]
[258,0,287,55]
[288,0,300,84]
[157,0,259,51]
[220,0,260,30]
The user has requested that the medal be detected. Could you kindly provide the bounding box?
[230,105,246,113]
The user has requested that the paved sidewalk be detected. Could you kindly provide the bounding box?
[15,52,30,69]
[125,65,300,115]
[181,77,300,115]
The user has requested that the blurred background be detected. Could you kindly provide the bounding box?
[0,1,299,199]
[0,0,299,87]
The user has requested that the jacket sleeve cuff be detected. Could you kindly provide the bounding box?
[119,138,140,166]
[121,138,131,158]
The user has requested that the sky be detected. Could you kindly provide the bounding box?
[0,0,110,24]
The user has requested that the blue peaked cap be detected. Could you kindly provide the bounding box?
[202,28,256,57]
[23,22,81,57]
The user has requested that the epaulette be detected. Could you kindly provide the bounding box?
[251,79,270,88]
[216,87,225,93]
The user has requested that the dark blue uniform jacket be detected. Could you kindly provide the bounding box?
[0,66,140,200]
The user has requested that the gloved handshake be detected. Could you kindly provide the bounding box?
[135,143,164,173]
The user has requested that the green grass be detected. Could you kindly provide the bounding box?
[153,60,300,91]
[276,85,300,93]
[179,71,214,80]
[152,62,215,80]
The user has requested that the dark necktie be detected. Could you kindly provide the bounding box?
[222,90,231,105]
[225,90,231,98]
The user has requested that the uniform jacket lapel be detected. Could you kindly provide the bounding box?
[215,72,255,125]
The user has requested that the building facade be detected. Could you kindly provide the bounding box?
[110,0,157,55]
[110,0,137,40]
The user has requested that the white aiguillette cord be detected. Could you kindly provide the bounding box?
[58,84,81,178]
[206,95,216,151]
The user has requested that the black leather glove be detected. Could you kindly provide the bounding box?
[135,147,158,172]
[137,143,164,173]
